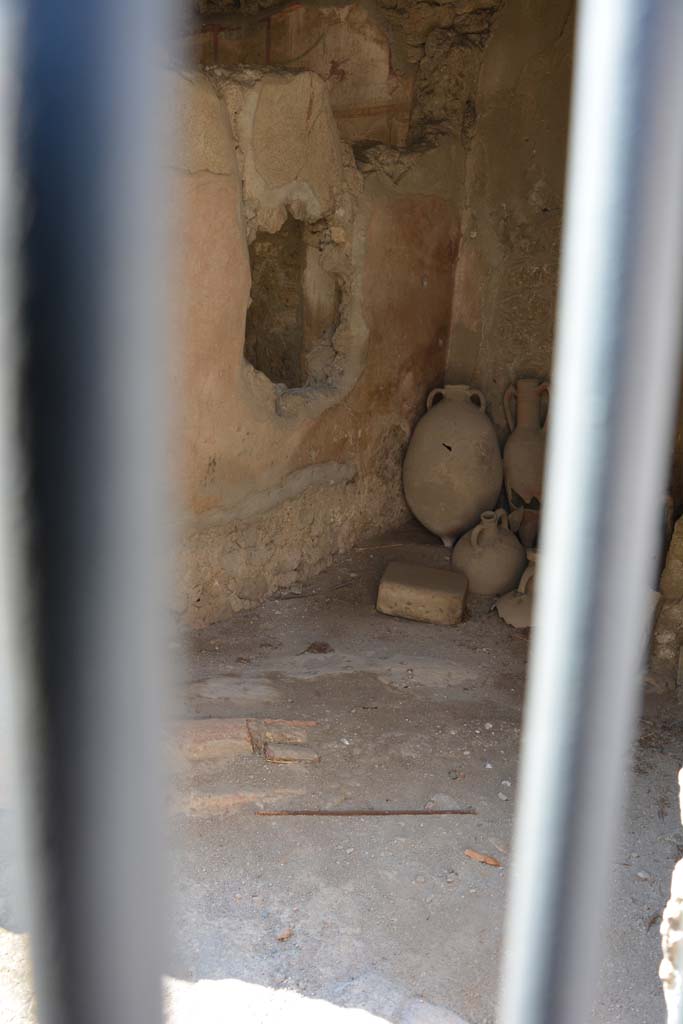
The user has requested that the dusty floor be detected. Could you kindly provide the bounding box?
[1,524,682,1023]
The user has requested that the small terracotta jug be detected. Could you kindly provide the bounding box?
[402,385,503,547]
[503,378,549,508]
[451,509,526,596]
[495,550,537,629]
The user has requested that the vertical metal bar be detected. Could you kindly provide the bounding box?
[499,3,683,1022]
[0,0,25,947]
[14,2,175,1022]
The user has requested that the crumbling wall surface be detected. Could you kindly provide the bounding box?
[174,0,579,624]
[446,0,575,431]
[170,69,456,625]
[186,0,501,148]
[651,515,683,689]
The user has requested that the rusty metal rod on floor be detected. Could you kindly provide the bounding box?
[498,3,683,1023]
[257,808,477,817]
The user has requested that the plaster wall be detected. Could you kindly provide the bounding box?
[170,69,457,625]
[446,0,575,433]
[173,0,581,624]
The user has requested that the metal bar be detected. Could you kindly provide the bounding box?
[256,808,477,817]
[499,3,683,1023]
[14,2,175,1022]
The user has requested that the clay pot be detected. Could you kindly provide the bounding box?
[503,378,549,506]
[403,385,503,547]
[495,550,537,629]
[451,509,526,596]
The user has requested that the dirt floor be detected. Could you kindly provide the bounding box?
[1,524,682,1023]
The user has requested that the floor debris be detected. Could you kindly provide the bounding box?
[464,849,502,868]
[300,641,335,654]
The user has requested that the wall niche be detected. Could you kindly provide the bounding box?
[244,214,342,390]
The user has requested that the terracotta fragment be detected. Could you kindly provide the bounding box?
[503,378,549,546]
[495,550,537,629]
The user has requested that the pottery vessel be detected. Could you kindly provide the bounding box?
[451,509,526,596]
[503,378,549,506]
[403,385,503,547]
[495,550,537,629]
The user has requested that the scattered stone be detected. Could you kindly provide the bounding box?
[497,792,508,802]
[264,743,320,764]
[484,722,493,730]
[376,562,468,626]
[277,927,294,942]
[501,780,511,787]
[636,870,651,881]
[300,640,334,654]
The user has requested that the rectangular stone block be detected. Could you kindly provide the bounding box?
[247,719,317,754]
[172,719,251,760]
[376,561,467,626]
[264,742,320,764]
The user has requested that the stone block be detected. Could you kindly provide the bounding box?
[376,562,467,626]
[264,743,320,764]
[247,719,315,754]
[172,719,252,760]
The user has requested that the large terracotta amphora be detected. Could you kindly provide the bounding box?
[451,509,526,596]
[503,378,549,508]
[402,385,503,547]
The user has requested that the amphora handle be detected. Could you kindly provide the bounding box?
[427,385,486,411]
[467,388,486,410]
[426,388,445,410]
[503,384,516,432]
[518,563,535,595]
[504,381,550,431]
[471,508,506,547]
[539,381,550,431]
